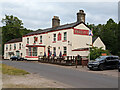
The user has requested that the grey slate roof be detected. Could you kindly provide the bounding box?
[25,21,88,36]
[6,38,22,44]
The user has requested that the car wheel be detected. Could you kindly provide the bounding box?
[99,64,104,71]
[89,68,93,70]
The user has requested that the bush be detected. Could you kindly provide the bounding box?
[89,46,110,60]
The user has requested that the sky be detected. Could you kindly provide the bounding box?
[0,0,118,30]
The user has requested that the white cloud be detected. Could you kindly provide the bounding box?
[0,1,118,30]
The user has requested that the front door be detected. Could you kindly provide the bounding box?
[16,51,20,57]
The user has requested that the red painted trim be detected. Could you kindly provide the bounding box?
[26,44,29,45]
[19,49,21,50]
[52,41,56,43]
[39,43,42,44]
[26,45,45,47]
[62,40,67,42]
[23,27,73,37]
[72,49,89,51]
[25,56,38,58]
[74,28,89,36]
[33,43,36,45]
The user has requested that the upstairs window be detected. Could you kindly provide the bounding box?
[40,36,42,43]
[53,34,56,41]
[64,32,67,41]
[19,43,21,50]
[14,44,16,50]
[34,37,38,44]
[10,44,11,50]
[6,45,8,51]
[27,38,29,44]
[58,33,61,41]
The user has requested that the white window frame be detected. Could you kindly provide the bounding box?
[40,36,42,43]
[53,34,56,41]
[64,32,67,41]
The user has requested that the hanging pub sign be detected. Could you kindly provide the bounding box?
[74,28,89,36]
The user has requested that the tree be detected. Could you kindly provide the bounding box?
[90,46,110,60]
[1,15,33,55]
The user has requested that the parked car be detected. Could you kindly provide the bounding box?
[87,56,119,71]
[118,60,120,72]
[10,56,27,61]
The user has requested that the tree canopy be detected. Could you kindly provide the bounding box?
[88,18,119,56]
[1,15,33,55]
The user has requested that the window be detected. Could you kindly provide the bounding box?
[53,47,56,54]
[28,47,37,56]
[64,32,67,41]
[58,33,61,41]
[40,36,42,43]
[14,44,16,50]
[33,47,37,56]
[10,44,11,50]
[6,45,8,51]
[19,43,21,50]
[28,47,31,56]
[34,37,38,44]
[53,34,56,41]
[27,38,29,44]
[63,46,67,55]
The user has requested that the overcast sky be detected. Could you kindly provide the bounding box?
[0,0,118,30]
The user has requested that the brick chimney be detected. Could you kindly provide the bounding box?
[77,10,86,23]
[52,16,60,27]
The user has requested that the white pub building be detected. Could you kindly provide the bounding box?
[4,10,106,60]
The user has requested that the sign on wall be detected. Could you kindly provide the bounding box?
[74,28,89,36]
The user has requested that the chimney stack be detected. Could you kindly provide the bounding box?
[52,16,60,27]
[77,10,86,23]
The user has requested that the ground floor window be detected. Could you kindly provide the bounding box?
[53,47,56,55]
[28,47,37,56]
[63,46,67,55]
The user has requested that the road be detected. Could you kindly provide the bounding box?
[2,60,118,88]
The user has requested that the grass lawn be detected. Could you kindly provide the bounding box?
[2,64,29,75]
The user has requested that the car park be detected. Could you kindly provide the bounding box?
[87,56,119,71]
[10,56,27,61]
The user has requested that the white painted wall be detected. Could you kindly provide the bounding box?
[93,37,106,50]
[4,42,22,59]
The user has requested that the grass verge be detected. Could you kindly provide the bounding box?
[2,64,29,75]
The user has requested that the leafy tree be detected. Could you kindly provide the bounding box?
[118,21,120,56]
[1,15,33,55]
[90,46,110,60]
[88,18,118,56]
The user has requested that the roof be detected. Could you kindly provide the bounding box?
[25,22,89,36]
[6,38,22,44]
[92,37,98,43]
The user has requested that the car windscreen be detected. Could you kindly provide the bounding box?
[95,56,107,61]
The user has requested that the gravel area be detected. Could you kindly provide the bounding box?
[2,73,70,88]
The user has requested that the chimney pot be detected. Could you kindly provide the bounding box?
[52,16,60,27]
[77,10,86,23]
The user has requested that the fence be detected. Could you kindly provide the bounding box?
[38,56,88,66]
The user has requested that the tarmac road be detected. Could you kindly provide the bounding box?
[2,60,118,88]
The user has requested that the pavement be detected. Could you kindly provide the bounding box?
[2,60,119,88]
